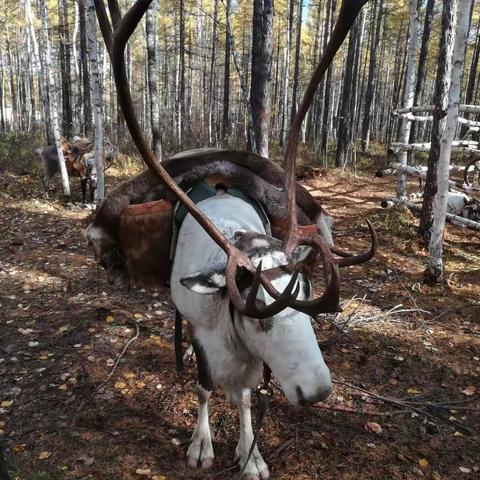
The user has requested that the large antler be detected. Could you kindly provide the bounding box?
[94,0,301,317]
[283,0,376,273]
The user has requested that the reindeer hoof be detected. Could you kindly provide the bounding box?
[186,430,214,471]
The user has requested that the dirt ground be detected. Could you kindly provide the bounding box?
[0,164,479,480]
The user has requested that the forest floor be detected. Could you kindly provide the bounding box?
[0,161,479,480]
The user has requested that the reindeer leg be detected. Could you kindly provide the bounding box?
[81,178,87,204]
[230,387,269,480]
[186,338,214,470]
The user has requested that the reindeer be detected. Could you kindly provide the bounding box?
[36,137,116,203]
[88,0,372,478]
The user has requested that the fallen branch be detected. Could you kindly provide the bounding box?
[381,197,480,230]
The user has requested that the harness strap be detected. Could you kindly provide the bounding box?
[174,309,184,372]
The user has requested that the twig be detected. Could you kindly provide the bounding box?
[312,402,410,417]
[94,319,140,392]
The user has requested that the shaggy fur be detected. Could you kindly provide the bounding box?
[93,148,328,240]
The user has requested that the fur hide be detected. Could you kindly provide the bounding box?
[93,148,328,241]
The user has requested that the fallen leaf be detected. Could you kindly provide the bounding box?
[58,384,68,391]
[58,325,68,333]
[0,400,13,408]
[114,381,127,389]
[152,476,166,480]
[106,316,114,323]
[123,372,135,379]
[13,444,26,453]
[407,387,421,395]
[462,386,476,396]
[38,451,52,460]
[136,382,146,389]
[418,459,429,469]
[365,422,382,434]
[81,432,95,441]
[135,468,151,475]
[134,313,143,320]
[459,467,471,473]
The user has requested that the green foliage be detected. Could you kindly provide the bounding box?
[372,205,418,239]
[0,132,43,175]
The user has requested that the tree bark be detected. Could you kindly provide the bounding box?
[280,0,294,146]
[419,0,456,241]
[290,0,303,124]
[426,0,470,283]
[335,18,361,168]
[396,0,418,199]
[222,0,231,143]
[59,0,73,137]
[79,0,92,137]
[87,0,104,202]
[408,0,436,145]
[250,0,274,158]
[146,0,162,159]
[361,0,383,152]
[40,0,70,197]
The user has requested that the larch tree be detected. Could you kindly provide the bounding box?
[426,0,470,283]
[40,0,70,198]
[250,0,274,157]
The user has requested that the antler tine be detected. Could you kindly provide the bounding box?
[283,0,369,255]
[332,220,378,267]
[226,257,301,320]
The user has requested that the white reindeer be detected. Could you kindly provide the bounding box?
[171,193,333,477]
[90,0,372,478]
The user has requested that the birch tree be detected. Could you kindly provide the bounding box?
[419,0,457,240]
[396,0,418,199]
[40,0,70,198]
[426,0,470,283]
[87,0,104,202]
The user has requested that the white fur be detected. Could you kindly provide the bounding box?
[171,194,331,477]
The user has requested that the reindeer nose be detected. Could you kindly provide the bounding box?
[296,384,332,406]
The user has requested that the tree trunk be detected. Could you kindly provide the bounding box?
[408,0,436,145]
[146,0,162,159]
[335,18,361,168]
[461,12,480,136]
[320,0,336,166]
[59,0,73,137]
[79,0,92,137]
[396,0,418,199]
[280,0,294,146]
[290,0,303,124]
[426,0,469,283]
[419,0,456,241]
[250,0,274,158]
[40,0,70,198]
[87,0,104,202]
[361,0,383,152]
[222,0,231,144]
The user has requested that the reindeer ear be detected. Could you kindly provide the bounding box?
[180,269,226,294]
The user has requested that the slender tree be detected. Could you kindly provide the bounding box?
[419,0,457,240]
[146,0,162,159]
[250,0,274,157]
[40,0,70,197]
[426,0,470,282]
[396,0,418,199]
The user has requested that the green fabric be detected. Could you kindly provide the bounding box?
[174,181,269,229]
